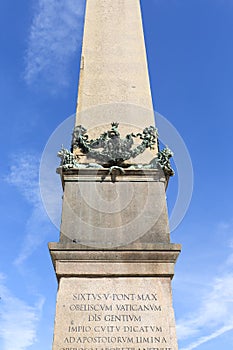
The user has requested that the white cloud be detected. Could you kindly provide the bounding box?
[6,154,40,205]
[6,153,54,265]
[24,0,85,88]
[177,238,233,350]
[179,324,233,350]
[0,274,44,350]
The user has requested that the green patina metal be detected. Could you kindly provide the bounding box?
[156,147,174,176]
[57,147,80,169]
[57,123,174,178]
[71,122,158,165]
[128,147,174,177]
[57,147,103,170]
[148,147,174,176]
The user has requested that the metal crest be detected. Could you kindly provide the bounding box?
[71,122,158,166]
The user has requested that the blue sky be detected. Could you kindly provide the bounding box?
[1,0,233,349]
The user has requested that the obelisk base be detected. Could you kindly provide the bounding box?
[49,243,181,350]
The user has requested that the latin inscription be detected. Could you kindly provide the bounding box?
[53,279,176,350]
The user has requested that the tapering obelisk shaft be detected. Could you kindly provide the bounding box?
[77,0,153,112]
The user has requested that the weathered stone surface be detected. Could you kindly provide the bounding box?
[49,243,181,279]
[59,170,170,247]
[77,0,153,112]
[52,277,178,350]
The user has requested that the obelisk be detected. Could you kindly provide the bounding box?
[49,1,181,349]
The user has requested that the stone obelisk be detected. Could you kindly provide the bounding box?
[49,1,181,349]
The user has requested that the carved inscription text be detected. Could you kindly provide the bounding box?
[53,278,177,350]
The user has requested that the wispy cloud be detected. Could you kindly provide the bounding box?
[24,0,85,88]
[0,274,44,350]
[6,153,54,265]
[180,324,233,350]
[177,234,233,350]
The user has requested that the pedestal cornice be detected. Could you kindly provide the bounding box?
[49,242,181,279]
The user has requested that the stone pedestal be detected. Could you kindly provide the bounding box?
[49,243,181,350]
[58,168,170,247]
[50,166,181,350]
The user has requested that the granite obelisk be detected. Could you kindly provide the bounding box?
[49,1,181,349]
